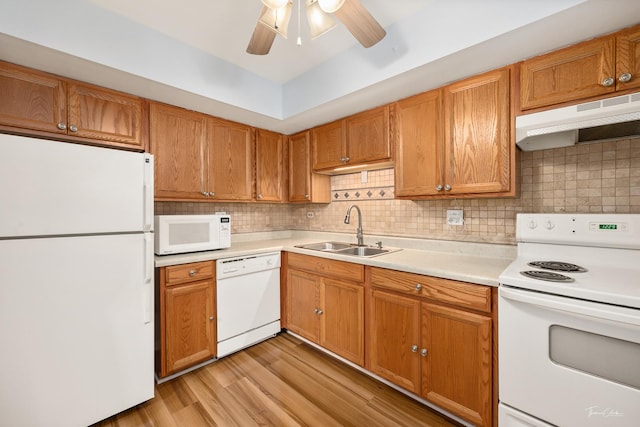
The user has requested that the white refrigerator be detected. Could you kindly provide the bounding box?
[0,134,155,427]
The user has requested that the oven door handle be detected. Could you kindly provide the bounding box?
[500,287,640,327]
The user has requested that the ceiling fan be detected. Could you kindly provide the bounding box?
[247,0,386,55]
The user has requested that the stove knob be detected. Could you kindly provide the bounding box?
[545,220,555,230]
[528,219,537,229]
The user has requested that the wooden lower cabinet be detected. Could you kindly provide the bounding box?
[368,289,421,393]
[367,267,493,427]
[285,253,364,366]
[157,261,216,378]
[421,302,492,427]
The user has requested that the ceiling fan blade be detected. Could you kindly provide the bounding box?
[333,0,386,48]
[247,7,277,55]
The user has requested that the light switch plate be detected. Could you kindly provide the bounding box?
[446,209,464,226]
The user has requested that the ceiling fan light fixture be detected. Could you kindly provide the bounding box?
[305,0,336,39]
[317,0,345,14]
[258,1,293,38]
[261,0,289,9]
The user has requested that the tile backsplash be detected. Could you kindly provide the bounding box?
[156,138,640,245]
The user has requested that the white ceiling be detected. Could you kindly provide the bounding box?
[89,0,430,84]
[1,0,640,134]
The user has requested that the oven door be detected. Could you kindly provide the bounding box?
[499,286,640,427]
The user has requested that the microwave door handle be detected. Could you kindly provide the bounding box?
[500,287,640,327]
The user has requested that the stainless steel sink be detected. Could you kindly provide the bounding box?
[295,241,400,258]
[295,241,354,252]
[335,246,391,257]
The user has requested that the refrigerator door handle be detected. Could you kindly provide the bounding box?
[143,154,154,232]
[143,233,153,324]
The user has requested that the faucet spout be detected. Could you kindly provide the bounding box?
[344,204,364,246]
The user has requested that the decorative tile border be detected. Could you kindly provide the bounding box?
[332,186,395,201]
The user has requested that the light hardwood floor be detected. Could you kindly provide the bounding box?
[94,333,460,427]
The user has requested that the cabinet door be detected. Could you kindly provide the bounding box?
[346,105,391,165]
[616,25,640,92]
[164,279,216,375]
[207,118,254,201]
[444,67,511,195]
[421,303,492,427]
[312,119,346,170]
[393,90,443,197]
[520,37,616,110]
[368,289,421,394]
[320,278,364,366]
[256,129,285,202]
[67,82,145,149]
[286,269,320,342]
[0,61,67,134]
[289,131,312,202]
[150,103,207,200]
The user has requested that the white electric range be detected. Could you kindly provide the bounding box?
[498,214,640,427]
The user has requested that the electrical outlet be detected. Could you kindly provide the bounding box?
[361,170,368,183]
[446,209,464,226]
[306,211,315,219]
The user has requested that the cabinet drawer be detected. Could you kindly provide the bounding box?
[165,261,215,286]
[287,252,364,283]
[369,267,491,313]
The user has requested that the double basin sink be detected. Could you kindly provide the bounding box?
[295,241,400,258]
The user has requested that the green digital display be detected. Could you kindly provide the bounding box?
[599,224,618,230]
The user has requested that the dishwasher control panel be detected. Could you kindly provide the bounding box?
[216,252,281,279]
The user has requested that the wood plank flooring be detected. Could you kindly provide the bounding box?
[94,333,460,427]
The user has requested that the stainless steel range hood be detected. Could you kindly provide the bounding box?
[516,92,640,151]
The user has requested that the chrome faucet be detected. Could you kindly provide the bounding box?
[344,204,364,246]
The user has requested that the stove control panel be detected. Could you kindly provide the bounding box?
[588,221,629,232]
[517,213,640,249]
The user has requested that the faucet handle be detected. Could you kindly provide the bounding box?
[375,241,383,249]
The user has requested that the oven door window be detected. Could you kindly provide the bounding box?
[550,325,640,390]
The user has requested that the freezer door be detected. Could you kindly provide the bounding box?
[0,134,150,237]
[0,234,154,427]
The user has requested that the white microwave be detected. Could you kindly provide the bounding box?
[154,214,231,255]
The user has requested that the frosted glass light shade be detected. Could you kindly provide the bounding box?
[306,0,336,39]
[258,1,293,38]
[261,0,288,9]
[317,0,345,13]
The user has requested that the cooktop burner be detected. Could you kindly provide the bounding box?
[520,270,575,282]
[528,261,587,272]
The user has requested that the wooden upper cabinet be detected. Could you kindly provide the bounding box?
[289,131,330,203]
[520,37,616,110]
[396,67,513,199]
[0,61,67,134]
[255,129,286,202]
[312,119,346,170]
[616,25,640,92]
[345,105,391,165]
[311,106,392,172]
[520,23,640,110]
[67,83,145,149]
[0,61,146,150]
[444,67,512,195]
[150,102,206,200]
[207,118,254,201]
[393,90,443,197]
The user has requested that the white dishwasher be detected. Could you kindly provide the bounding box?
[216,252,281,358]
